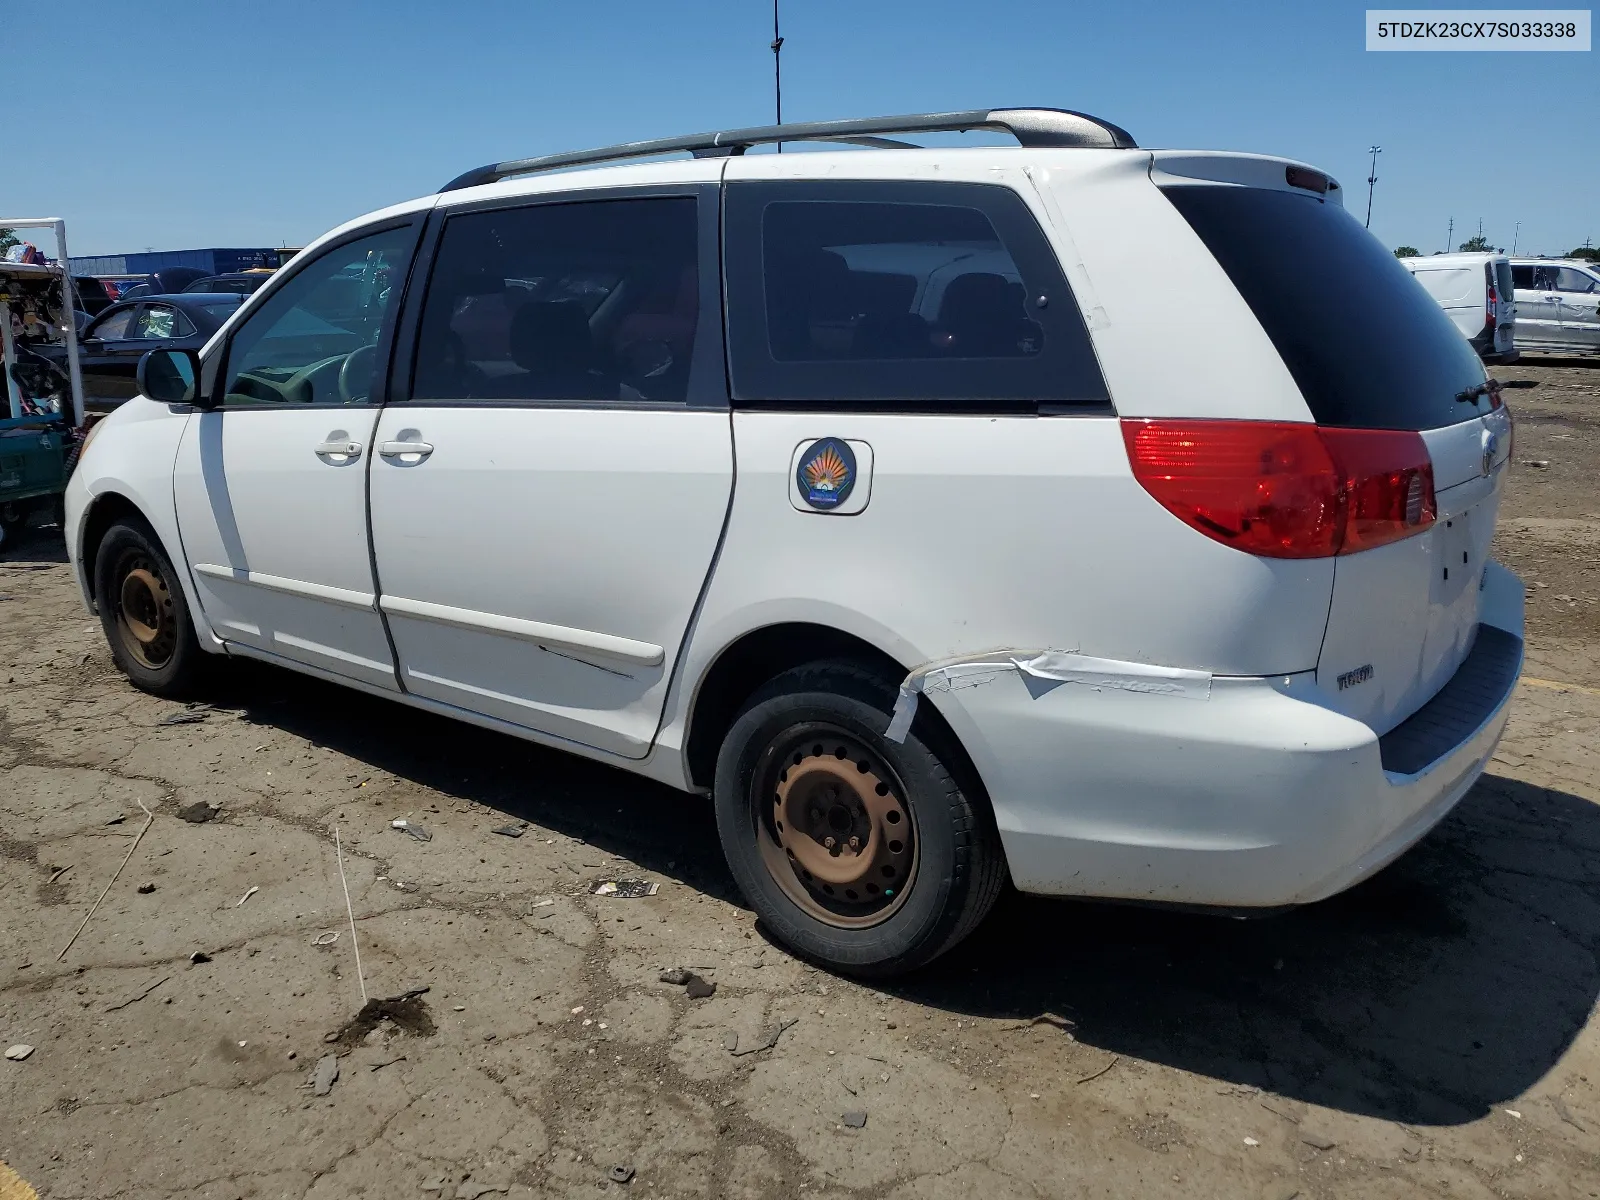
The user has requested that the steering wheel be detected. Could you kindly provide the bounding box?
[338,344,377,404]
[233,353,345,405]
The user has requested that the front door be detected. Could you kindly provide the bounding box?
[368,189,732,757]
[172,221,420,691]
[1514,263,1569,349]
[1553,265,1600,351]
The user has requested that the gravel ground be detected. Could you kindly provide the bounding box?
[2,362,1600,1199]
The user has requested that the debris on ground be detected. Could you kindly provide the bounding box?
[105,815,125,825]
[491,822,528,838]
[189,951,212,964]
[684,974,716,999]
[1299,1130,1337,1151]
[729,1018,798,1057]
[841,1110,867,1129]
[159,710,209,726]
[105,975,169,1012]
[236,885,258,906]
[1523,460,1551,469]
[4,1045,35,1062]
[329,986,435,1049]
[658,968,691,985]
[369,1055,406,1071]
[56,796,157,962]
[1029,1012,1075,1031]
[312,931,340,946]
[47,865,71,884]
[607,1165,635,1183]
[1553,1095,1587,1132]
[136,883,155,894]
[175,802,218,824]
[1077,1054,1120,1084]
[391,819,432,842]
[455,1182,508,1199]
[590,879,659,897]
[311,1054,339,1097]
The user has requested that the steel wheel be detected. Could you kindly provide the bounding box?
[754,725,919,928]
[114,556,177,670]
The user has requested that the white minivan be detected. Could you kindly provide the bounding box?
[1510,258,1600,355]
[1399,252,1518,363]
[65,109,1523,976]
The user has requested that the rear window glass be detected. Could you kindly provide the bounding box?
[1162,186,1488,430]
[725,181,1107,410]
[1494,261,1514,303]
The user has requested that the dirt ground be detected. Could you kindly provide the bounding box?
[3,360,1600,1200]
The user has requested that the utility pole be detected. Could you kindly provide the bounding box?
[1445,216,1453,254]
[1512,221,1520,255]
[1364,145,1381,229]
[771,0,784,151]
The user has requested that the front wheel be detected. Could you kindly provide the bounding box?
[714,661,1006,977]
[94,518,207,697]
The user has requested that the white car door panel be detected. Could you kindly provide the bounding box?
[1555,266,1600,350]
[370,408,730,754]
[174,407,393,685]
[172,222,420,690]
[369,189,731,757]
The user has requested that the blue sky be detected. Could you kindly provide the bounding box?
[8,0,1595,258]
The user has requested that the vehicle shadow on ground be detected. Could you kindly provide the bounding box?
[212,661,1594,1130]
[902,771,1600,1128]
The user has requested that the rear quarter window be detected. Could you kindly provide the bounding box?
[724,180,1107,411]
[1162,185,1487,431]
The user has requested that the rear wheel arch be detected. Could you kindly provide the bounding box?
[683,623,988,810]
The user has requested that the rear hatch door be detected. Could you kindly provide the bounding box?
[1158,169,1508,733]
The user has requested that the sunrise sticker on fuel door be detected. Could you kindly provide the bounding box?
[795,438,857,510]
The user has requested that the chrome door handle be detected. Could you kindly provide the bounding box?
[378,440,434,460]
[314,439,363,460]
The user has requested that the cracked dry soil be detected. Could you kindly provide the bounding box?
[4,359,1600,1198]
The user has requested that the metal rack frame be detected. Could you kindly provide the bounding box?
[441,107,1138,192]
[0,217,85,427]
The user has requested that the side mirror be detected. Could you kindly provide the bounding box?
[137,348,203,406]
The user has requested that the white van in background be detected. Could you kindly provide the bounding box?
[1510,259,1600,356]
[1399,252,1517,363]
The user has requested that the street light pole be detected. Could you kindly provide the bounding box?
[772,0,784,151]
[1364,145,1382,229]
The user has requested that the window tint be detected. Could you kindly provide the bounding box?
[1162,186,1486,431]
[221,225,412,406]
[1556,267,1599,294]
[1511,265,1535,289]
[87,308,133,340]
[1494,261,1514,304]
[132,305,194,339]
[412,197,699,404]
[725,181,1106,409]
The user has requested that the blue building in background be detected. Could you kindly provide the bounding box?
[69,247,290,276]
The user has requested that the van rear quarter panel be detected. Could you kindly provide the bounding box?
[681,413,1335,695]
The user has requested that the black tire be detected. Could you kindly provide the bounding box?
[94,518,207,697]
[714,660,1006,978]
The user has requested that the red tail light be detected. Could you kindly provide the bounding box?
[1121,419,1436,559]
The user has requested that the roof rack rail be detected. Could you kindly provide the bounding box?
[439,107,1137,192]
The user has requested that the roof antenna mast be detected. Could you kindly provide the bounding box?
[772,0,784,151]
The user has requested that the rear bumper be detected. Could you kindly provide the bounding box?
[935,561,1525,907]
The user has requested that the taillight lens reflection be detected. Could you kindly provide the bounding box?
[1122,419,1436,559]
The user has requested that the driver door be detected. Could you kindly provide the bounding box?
[172,220,421,691]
